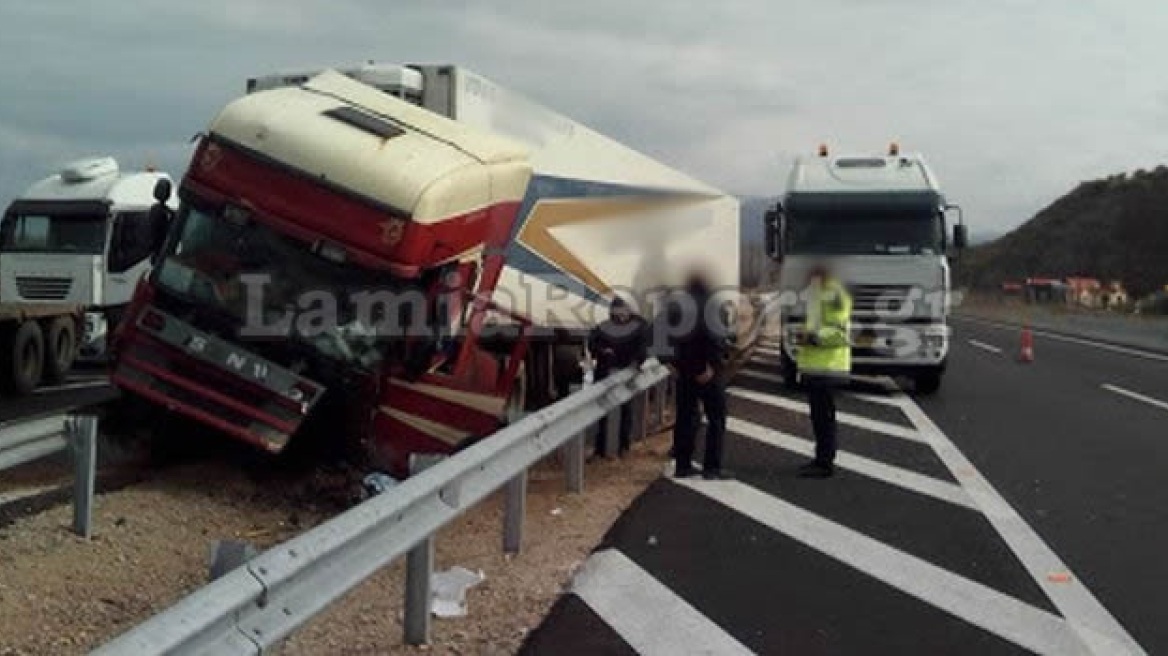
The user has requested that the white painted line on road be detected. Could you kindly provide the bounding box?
[955,315,1168,363]
[677,479,1091,656]
[894,394,1147,655]
[727,386,928,445]
[1101,384,1168,413]
[572,549,755,656]
[736,369,905,409]
[33,379,110,395]
[845,391,906,408]
[968,340,1003,355]
[727,417,977,510]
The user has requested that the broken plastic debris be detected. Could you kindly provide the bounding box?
[550,507,563,516]
[362,472,398,496]
[647,535,659,547]
[1047,572,1073,583]
[431,566,485,618]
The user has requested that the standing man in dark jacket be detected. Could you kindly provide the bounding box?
[669,274,731,480]
[589,297,649,458]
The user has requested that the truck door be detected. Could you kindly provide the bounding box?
[106,211,156,306]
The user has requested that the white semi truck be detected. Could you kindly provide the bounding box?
[765,144,966,394]
[0,156,177,369]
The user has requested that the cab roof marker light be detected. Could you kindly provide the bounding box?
[889,142,900,156]
[818,144,829,157]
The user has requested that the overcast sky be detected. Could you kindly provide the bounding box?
[2,1,1166,234]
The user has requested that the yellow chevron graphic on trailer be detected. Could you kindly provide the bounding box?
[516,195,712,296]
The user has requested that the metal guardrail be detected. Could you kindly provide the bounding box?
[0,414,98,537]
[93,360,672,655]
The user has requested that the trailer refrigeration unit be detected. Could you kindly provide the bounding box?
[765,144,967,394]
[110,64,739,474]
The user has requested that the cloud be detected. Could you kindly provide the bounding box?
[1,0,1166,232]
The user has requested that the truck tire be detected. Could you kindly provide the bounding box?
[914,369,943,395]
[44,316,77,384]
[2,321,45,395]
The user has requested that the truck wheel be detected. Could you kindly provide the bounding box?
[780,348,800,390]
[2,321,45,395]
[44,316,77,384]
[914,370,943,395]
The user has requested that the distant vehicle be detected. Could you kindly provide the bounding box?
[109,63,739,474]
[765,143,967,394]
[0,157,177,364]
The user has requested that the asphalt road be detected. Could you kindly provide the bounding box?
[523,322,1166,655]
[0,370,115,425]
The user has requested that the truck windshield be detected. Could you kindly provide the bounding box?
[153,201,402,369]
[787,208,943,256]
[0,212,107,254]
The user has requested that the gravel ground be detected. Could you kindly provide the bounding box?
[0,432,672,655]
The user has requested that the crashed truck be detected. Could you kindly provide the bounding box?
[109,64,740,474]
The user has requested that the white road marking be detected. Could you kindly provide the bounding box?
[893,391,1147,655]
[955,315,1168,363]
[572,549,755,656]
[727,386,928,445]
[735,369,904,409]
[33,379,111,395]
[1101,384,1168,413]
[727,417,976,510]
[968,340,1003,355]
[676,479,1092,656]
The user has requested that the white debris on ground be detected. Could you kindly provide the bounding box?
[431,566,486,618]
[0,432,672,655]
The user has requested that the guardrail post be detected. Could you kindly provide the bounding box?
[651,381,665,432]
[603,407,620,456]
[565,431,585,493]
[69,415,97,539]
[503,471,527,555]
[404,455,440,646]
[404,537,433,646]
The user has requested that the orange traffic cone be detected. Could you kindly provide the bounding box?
[1018,325,1034,363]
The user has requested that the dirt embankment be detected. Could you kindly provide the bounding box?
[0,432,671,655]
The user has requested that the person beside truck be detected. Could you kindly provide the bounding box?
[793,263,853,478]
[587,296,649,459]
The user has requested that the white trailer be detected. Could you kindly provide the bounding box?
[0,157,177,360]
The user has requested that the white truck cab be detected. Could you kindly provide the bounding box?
[0,156,176,359]
[765,144,967,393]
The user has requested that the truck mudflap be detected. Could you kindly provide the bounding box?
[112,306,325,453]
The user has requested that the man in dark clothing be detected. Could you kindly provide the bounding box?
[589,297,649,458]
[667,274,731,480]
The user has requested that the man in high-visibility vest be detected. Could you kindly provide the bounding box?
[795,264,852,478]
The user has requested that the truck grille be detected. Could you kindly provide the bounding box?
[16,276,73,301]
[849,284,913,315]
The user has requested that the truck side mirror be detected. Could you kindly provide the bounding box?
[953,224,968,250]
[153,178,172,204]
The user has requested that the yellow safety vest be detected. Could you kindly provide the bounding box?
[796,278,852,377]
